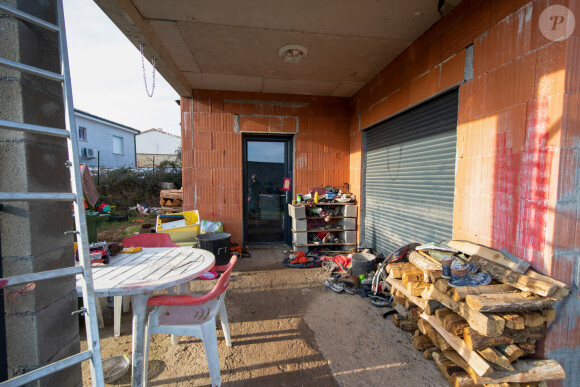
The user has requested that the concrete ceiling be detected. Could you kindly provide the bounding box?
[95,0,461,97]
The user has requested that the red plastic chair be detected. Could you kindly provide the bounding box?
[122,233,179,247]
[143,255,238,387]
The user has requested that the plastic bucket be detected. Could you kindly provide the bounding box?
[351,253,376,277]
[196,232,231,266]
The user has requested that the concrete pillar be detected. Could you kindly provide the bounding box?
[0,1,82,385]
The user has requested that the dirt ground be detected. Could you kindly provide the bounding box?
[81,245,447,386]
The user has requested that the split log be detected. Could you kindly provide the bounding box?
[386,262,415,278]
[448,372,485,387]
[429,270,443,283]
[501,314,525,330]
[518,342,536,355]
[450,284,518,302]
[407,281,428,296]
[524,269,569,300]
[173,199,182,206]
[422,285,506,337]
[410,308,422,323]
[394,294,407,306]
[405,299,417,310]
[496,344,525,362]
[417,319,431,335]
[423,347,440,359]
[477,348,514,371]
[435,278,452,294]
[424,300,446,315]
[465,293,555,313]
[394,303,410,318]
[165,199,173,206]
[435,308,454,324]
[159,198,166,206]
[392,313,406,327]
[434,330,453,351]
[522,312,544,327]
[443,313,470,336]
[432,351,464,379]
[462,325,546,351]
[412,334,435,351]
[409,251,441,271]
[402,272,424,284]
[421,314,493,377]
[541,309,556,322]
[467,256,556,297]
[387,277,428,309]
[468,359,565,384]
[399,320,418,332]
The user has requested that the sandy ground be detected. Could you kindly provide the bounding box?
[81,246,447,386]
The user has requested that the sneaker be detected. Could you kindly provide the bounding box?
[441,257,453,279]
[324,279,343,293]
[448,269,492,288]
[450,259,479,274]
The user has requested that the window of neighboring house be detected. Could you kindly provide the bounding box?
[113,135,124,155]
[79,126,87,141]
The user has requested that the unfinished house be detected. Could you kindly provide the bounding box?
[93,0,579,384]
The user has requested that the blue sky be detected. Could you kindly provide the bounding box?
[63,0,181,135]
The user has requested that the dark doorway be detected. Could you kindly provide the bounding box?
[243,135,293,244]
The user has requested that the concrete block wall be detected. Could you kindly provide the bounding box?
[180,91,350,244]
[350,0,580,384]
[0,0,81,385]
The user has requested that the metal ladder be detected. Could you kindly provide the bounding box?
[0,1,104,386]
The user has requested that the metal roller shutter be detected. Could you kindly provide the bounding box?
[361,89,458,255]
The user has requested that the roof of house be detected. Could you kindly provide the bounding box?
[139,128,181,139]
[74,109,141,134]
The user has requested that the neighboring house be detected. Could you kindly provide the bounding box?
[135,128,181,167]
[74,109,140,168]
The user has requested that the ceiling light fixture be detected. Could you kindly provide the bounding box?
[278,44,308,63]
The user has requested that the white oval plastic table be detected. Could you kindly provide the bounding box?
[77,247,215,387]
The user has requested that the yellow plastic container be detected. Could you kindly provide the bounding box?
[156,210,200,244]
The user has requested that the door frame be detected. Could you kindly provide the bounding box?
[242,134,294,246]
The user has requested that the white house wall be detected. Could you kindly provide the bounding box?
[136,130,181,154]
[75,113,137,168]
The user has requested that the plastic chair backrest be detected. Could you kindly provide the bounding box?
[123,233,179,247]
[148,255,238,306]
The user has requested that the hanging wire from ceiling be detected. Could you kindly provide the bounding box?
[139,42,156,97]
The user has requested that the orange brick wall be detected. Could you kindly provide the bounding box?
[350,0,580,380]
[181,91,350,245]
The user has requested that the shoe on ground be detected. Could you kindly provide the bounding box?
[324,279,343,293]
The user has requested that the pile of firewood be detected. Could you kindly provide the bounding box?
[385,241,568,386]
[159,189,183,214]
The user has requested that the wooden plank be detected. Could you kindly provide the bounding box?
[447,240,524,273]
[421,314,493,377]
[468,360,565,384]
[422,285,506,337]
[159,189,183,200]
[467,256,556,297]
[450,284,518,302]
[465,293,555,313]
[387,277,428,309]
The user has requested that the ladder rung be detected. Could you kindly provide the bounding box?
[0,192,76,202]
[0,119,69,138]
[0,4,59,33]
[0,350,93,387]
[0,57,64,82]
[0,266,83,289]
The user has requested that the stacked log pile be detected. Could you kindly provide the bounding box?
[159,189,183,214]
[385,244,568,387]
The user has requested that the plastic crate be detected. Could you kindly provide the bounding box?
[156,210,200,244]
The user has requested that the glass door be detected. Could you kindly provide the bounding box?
[243,136,293,244]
